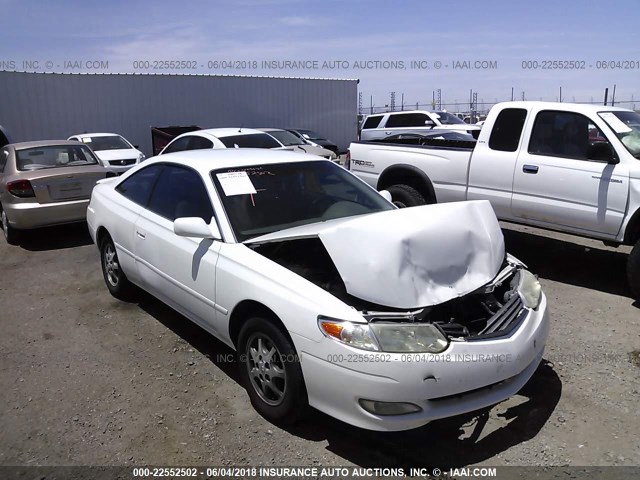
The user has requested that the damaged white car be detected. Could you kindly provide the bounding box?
[87,149,549,431]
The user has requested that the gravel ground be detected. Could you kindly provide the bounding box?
[0,221,639,468]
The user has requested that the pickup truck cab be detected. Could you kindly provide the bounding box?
[348,101,640,297]
[360,110,481,141]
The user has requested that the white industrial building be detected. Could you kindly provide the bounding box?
[0,71,358,156]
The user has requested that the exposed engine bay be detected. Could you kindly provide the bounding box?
[252,238,525,340]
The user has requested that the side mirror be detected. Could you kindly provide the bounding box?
[424,120,436,127]
[379,190,393,202]
[588,143,618,164]
[174,217,221,240]
[133,145,140,149]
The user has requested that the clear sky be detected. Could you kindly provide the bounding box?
[2,0,638,110]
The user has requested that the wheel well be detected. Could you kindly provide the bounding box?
[624,209,640,245]
[377,165,437,202]
[96,227,110,248]
[228,300,287,348]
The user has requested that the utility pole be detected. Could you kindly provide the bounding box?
[559,86,562,102]
[511,87,514,101]
[612,84,616,106]
[401,93,404,111]
[358,92,363,115]
[370,95,373,114]
[390,91,396,112]
[604,88,609,106]
[436,89,442,110]
[521,91,525,101]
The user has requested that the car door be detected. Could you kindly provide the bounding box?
[110,164,165,283]
[511,109,628,236]
[133,164,223,332]
[467,107,529,219]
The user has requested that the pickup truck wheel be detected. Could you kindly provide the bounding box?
[627,241,640,299]
[238,317,308,424]
[387,184,428,208]
[100,235,136,300]
[1,205,21,245]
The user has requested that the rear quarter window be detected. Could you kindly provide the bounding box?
[488,108,528,152]
[362,115,384,129]
[115,165,164,206]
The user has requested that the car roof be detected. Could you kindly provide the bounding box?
[145,148,323,176]
[10,140,90,150]
[69,133,124,138]
[257,128,286,133]
[182,128,266,140]
[496,101,633,114]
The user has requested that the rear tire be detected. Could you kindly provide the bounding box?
[387,184,429,208]
[238,317,308,424]
[0,205,21,245]
[627,241,640,299]
[100,235,136,300]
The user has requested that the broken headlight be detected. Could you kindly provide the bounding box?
[318,317,448,353]
[517,269,542,310]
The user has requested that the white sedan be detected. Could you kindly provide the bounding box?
[86,149,549,431]
[68,133,145,173]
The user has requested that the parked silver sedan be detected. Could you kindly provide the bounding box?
[0,140,114,244]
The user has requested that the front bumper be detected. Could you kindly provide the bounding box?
[296,293,549,431]
[4,199,90,229]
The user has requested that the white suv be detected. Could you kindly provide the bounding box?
[360,110,481,141]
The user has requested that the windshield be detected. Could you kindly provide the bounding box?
[267,130,305,146]
[297,130,325,141]
[433,112,466,125]
[212,160,394,242]
[598,111,640,159]
[219,134,281,149]
[81,135,131,151]
[16,145,100,171]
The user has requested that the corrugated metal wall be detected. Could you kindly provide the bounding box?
[0,71,358,156]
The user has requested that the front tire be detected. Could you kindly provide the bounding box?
[627,241,640,299]
[238,317,308,424]
[387,184,429,208]
[100,235,136,300]
[0,205,20,245]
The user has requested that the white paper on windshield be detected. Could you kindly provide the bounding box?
[81,137,92,143]
[600,113,632,133]
[216,171,257,196]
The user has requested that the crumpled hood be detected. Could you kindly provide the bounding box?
[247,200,505,308]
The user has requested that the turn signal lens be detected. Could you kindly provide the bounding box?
[318,317,380,351]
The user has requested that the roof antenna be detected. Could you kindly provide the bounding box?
[238,126,243,133]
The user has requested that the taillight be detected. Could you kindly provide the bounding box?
[7,179,36,198]
[345,150,351,170]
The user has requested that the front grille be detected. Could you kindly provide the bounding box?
[109,158,136,166]
[468,294,526,341]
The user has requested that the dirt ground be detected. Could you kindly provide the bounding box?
[0,221,639,468]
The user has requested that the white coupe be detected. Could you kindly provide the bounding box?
[87,149,549,431]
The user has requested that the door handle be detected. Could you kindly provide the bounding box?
[136,231,146,239]
[385,131,392,135]
[523,164,539,174]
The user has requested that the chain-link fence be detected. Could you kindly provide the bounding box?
[359,98,639,120]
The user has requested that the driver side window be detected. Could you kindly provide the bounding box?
[529,110,615,162]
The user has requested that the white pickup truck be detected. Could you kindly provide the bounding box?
[347,101,640,297]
